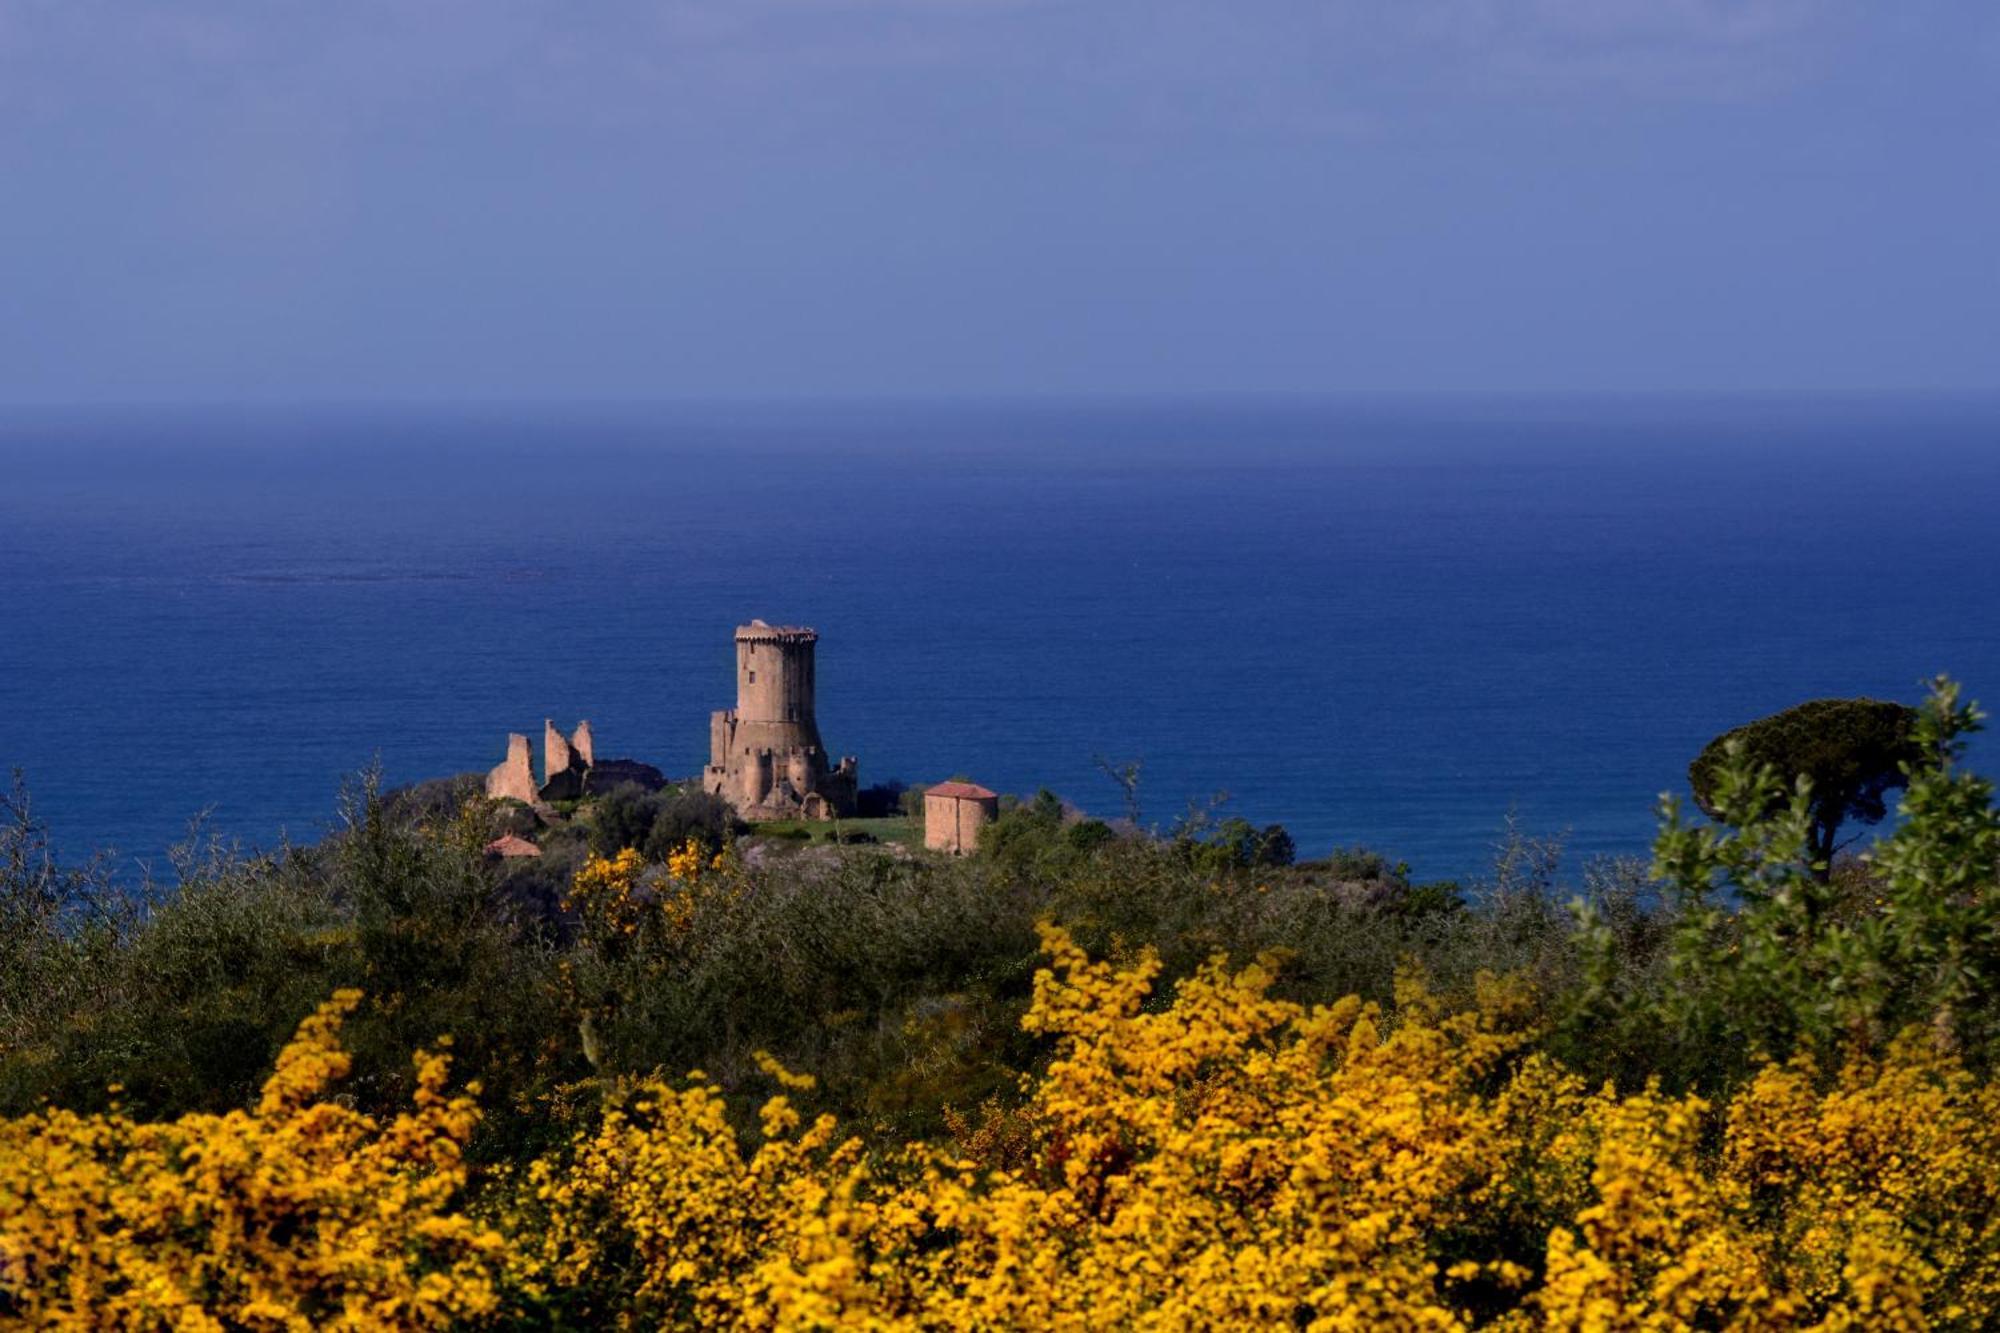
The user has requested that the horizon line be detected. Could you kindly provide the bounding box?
[3,387,2000,416]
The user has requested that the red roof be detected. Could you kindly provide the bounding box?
[484,834,543,858]
[926,781,997,800]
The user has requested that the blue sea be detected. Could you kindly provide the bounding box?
[2,398,1996,884]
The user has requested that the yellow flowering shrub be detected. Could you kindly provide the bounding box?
[0,990,504,1332]
[10,931,1999,1329]
[1722,1038,2000,1324]
[521,925,2000,1331]
[567,848,650,937]
[1509,1033,2000,1330]
[568,842,735,940]
[515,923,1534,1327]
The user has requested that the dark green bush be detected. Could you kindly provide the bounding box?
[1316,845,1406,883]
[593,783,742,860]
[588,784,659,854]
[640,789,740,859]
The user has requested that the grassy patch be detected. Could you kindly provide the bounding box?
[746,816,918,847]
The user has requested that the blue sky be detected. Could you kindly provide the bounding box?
[2,1,1996,401]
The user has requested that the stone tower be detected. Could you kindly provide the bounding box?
[705,621,857,819]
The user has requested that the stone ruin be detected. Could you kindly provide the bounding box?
[481,620,862,821]
[485,718,661,805]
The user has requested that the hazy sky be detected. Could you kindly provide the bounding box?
[3,1,1996,402]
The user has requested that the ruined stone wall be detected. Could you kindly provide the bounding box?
[485,734,537,805]
[544,720,573,781]
[486,720,596,806]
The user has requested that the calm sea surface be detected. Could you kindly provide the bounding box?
[2,399,1996,883]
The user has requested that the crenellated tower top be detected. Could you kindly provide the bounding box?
[735,620,818,646]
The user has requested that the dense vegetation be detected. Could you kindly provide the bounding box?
[2,678,1997,1328]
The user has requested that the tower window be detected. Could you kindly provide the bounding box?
[748,670,756,683]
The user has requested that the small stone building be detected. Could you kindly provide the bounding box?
[923,781,999,856]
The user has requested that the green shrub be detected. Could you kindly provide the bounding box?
[588,784,659,854]
[1563,676,2000,1091]
[640,789,739,859]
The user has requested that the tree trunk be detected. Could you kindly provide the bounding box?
[1808,815,1836,883]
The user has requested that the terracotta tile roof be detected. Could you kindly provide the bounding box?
[484,834,543,858]
[926,781,997,800]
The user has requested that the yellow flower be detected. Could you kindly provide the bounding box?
[0,991,503,1330]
